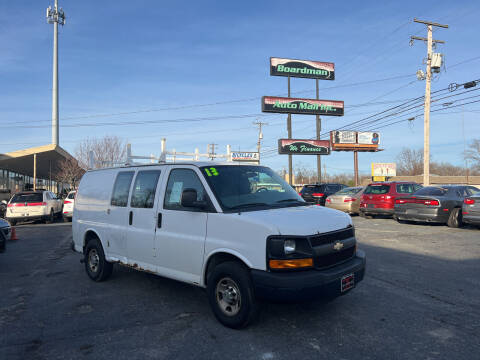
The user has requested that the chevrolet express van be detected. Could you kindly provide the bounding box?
[72,162,366,328]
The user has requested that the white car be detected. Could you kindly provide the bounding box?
[6,191,63,225]
[72,162,366,328]
[63,191,76,222]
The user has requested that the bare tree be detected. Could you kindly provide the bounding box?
[75,135,127,170]
[396,148,424,176]
[464,139,480,173]
[55,158,85,189]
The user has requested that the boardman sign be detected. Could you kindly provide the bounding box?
[262,96,344,116]
[278,139,331,155]
[270,57,335,80]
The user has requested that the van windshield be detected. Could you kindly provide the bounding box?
[201,165,307,212]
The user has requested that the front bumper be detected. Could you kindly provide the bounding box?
[395,207,449,223]
[251,250,366,302]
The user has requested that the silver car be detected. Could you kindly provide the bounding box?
[462,194,480,227]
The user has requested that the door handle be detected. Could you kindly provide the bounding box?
[106,208,110,215]
[129,211,133,225]
[157,213,162,228]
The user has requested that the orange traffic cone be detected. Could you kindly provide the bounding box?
[10,227,18,241]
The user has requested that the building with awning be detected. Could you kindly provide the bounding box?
[0,144,74,196]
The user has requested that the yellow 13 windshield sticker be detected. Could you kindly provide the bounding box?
[204,167,219,177]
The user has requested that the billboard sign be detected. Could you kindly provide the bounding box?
[270,57,335,80]
[331,130,356,144]
[278,139,330,155]
[231,152,260,162]
[330,130,380,151]
[371,163,396,177]
[358,132,380,145]
[262,96,344,116]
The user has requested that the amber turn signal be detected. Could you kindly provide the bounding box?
[269,258,313,269]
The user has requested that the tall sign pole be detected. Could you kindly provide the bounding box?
[316,79,321,182]
[47,0,65,146]
[287,76,293,184]
[266,58,337,185]
[411,19,448,186]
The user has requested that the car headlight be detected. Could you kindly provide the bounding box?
[284,239,296,254]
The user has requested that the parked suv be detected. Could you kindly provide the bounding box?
[299,183,347,206]
[360,182,421,218]
[5,190,63,225]
[72,163,366,328]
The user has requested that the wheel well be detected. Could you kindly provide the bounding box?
[204,252,249,286]
[83,230,100,252]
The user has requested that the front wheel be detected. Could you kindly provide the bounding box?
[84,238,113,282]
[447,208,462,228]
[207,261,258,329]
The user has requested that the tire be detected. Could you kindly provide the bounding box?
[447,208,462,228]
[207,261,258,329]
[84,238,113,282]
[45,209,54,224]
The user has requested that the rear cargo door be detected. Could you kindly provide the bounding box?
[364,184,390,208]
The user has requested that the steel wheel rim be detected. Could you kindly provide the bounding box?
[215,277,242,317]
[88,249,100,273]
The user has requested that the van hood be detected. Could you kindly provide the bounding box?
[238,205,352,236]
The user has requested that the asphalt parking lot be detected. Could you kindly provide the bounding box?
[1,218,479,360]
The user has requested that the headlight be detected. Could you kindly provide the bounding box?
[284,239,296,254]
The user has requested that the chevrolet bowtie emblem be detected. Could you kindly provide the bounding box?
[333,242,344,251]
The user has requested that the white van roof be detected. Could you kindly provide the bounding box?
[86,161,264,173]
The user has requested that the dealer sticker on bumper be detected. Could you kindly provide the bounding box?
[341,273,355,292]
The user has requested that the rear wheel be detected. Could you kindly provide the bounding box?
[207,261,258,329]
[447,208,462,228]
[84,238,113,282]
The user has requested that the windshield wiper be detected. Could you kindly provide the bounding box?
[227,203,270,211]
[276,199,305,203]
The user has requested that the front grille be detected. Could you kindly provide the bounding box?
[315,246,356,268]
[309,227,354,247]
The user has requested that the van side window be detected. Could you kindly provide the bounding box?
[164,169,207,211]
[130,170,161,209]
[111,171,135,207]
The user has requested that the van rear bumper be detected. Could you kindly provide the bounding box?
[251,250,366,302]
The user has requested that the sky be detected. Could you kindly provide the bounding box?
[1,0,480,176]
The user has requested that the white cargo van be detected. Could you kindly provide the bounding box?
[72,162,366,328]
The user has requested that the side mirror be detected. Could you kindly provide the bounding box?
[181,188,205,209]
[1,200,7,205]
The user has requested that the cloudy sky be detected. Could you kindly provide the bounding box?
[1,0,479,175]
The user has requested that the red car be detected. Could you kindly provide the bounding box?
[359,182,422,218]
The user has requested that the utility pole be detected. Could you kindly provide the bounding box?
[411,18,448,186]
[253,121,268,164]
[47,0,66,146]
[316,79,322,182]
